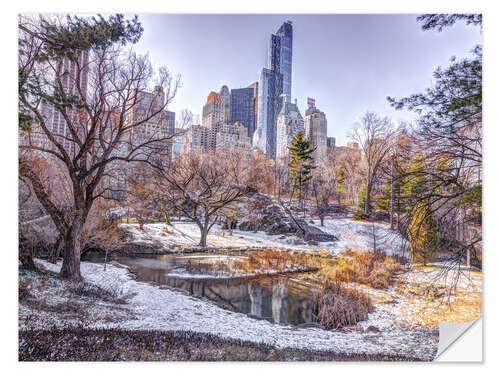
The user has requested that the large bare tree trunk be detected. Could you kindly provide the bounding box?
[60,215,84,280]
[199,226,208,247]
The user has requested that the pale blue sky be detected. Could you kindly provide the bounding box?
[130,14,482,145]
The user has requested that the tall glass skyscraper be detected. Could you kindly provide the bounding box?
[254,68,283,157]
[230,87,255,138]
[253,21,293,158]
[275,21,293,101]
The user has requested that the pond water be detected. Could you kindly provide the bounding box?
[88,253,321,326]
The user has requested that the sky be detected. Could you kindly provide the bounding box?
[130,14,482,145]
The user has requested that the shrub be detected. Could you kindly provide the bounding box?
[315,281,374,329]
[232,248,318,274]
[330,250,403,289]
[353,210,370,220]
[69,282,121,303]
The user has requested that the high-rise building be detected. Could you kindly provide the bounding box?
[327,137,336,149]
[183,124,215,153]
[219,85,231,123]
[202,91,225,129]
[254,69,283,157]
[254,21,293,158]
[247,81,259,134]
[216,122,252,151]
[276,98,304,159]
[230,87,255,138]
[274,21,293,101]
[35,52,89,155]
[126,86,175,164]
[183,122,251,153]
[304,102,327,164]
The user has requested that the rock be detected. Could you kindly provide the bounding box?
[365,325,381,333]
[296,322,323,329]
[265,350,279,361]
[307,240,319,246]
[235,192,339,242]
[121,240,165,255]
[302,223,337,242]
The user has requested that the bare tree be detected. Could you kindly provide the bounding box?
[18,15,181,279]
[153,150,255,247]
[349,112,395,215]
[310,161,336,226]
[175,108,194,130]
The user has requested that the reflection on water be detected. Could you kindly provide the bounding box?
[90,253,320,325]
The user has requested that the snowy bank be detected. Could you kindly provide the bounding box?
[120,217,409,256]
[20,259,438,360]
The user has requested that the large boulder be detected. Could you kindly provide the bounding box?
[236,193,337,242]
[301,222,337,242]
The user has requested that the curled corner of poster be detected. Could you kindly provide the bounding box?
[435,317,483,362]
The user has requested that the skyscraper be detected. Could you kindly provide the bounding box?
[202,91,224,129]
[37,52,89,155]
[219,85,231,123]
[304,101,328,164]
[253,21,293,158]
[247,81,259,135]
[274,21,293,101]
[276,98,304,159]
[126,86,176,164]
[327,137,336,149]
[230,87,255,138]
[254,68,283,157]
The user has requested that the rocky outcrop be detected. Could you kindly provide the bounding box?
[120,240,167,255]
[236,193,337,243]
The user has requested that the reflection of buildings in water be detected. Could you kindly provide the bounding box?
[248,283,263,316]
[299,299,313,323]
[272,280,288,323]
[117,257,319,325]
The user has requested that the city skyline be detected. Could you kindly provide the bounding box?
[130,14,481,145]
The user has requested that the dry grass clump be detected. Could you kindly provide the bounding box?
[160,226,177,236]
[393,271,482,328]
[182,249,321,277]
[232,248,319,274]
[328,250,403,289]
[315,281,374,329]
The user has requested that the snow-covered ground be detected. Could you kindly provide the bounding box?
[122,217,408,256]
[19,259,438,360]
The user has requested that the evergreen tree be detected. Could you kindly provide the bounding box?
[401,152,427,213]
[355,183,371,219]
[288,131,316,215]
[407,200,439,265]
[376,183,392,214]
[335,167,347,205]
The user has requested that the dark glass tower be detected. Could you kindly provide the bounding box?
[254,68,283,158]
[275,21,293,101]
[254,21,293,158]
[230,87,256,138]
